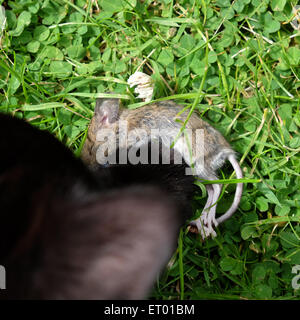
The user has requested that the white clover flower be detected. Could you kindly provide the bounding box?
[127,72,154,102]
[0,6,6,36]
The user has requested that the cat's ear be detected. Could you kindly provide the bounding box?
[35,186,181,300]
[94,97,120,126]
[79,186,181,299]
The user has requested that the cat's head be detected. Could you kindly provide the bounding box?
[0,113,182,300]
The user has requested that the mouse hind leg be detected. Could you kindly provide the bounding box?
[189,182,222,239]
[189,154,243,239]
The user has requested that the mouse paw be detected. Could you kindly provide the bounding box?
[189,214,217,239]
[206,209,219,228]
[188,182,221,239]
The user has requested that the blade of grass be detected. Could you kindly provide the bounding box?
[178,228,185,300]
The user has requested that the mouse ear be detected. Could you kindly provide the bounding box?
[81,97,120,166]
[95,97,120,125]
[20,186,181,300]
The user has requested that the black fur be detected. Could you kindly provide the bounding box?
[103,143,196,221]
[0,113,194,299]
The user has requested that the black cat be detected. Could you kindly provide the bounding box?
[0,112,194,299]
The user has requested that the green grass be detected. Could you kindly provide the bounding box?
[0,0,300,300]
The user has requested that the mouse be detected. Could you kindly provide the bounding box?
[82,98,243,239]
[0,112,184,299]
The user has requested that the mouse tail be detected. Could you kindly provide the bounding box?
[216,154,243,224]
